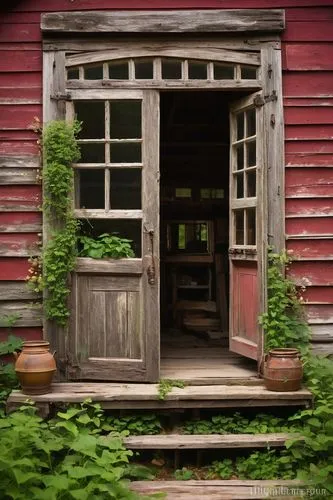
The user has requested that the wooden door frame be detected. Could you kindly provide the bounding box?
[43,24,285,379]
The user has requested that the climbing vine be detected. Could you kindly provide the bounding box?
[26,121,81,326]
[259,249,310,355]
[42,120,81,325]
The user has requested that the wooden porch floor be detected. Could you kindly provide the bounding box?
[161,346,259,385]
[7,382,313,416]
[160,331,259,384]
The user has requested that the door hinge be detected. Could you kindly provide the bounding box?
[51,92,72,101]
[253,91,278,108]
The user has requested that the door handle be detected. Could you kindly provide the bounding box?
[145,226,156,285]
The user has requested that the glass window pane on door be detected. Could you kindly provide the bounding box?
[246,208,256,245]
[78,169,105,209]
[75,101,105,139]
[109,101,142,139]
[236,144,244,170]
[110,169,141,209]
[236,172,244,199]
[79,143,105,163]
[79,218,142,257]
[235,210,244,245]
[246,170,256,197]
[246,109,256,137]
[237,113,244,140]
[247,141,256,168]
[110,143,141,163]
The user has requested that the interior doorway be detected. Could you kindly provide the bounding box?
[159,91,257,382]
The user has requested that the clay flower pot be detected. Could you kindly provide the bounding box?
[14,340,56,395]
[263,348,303,392]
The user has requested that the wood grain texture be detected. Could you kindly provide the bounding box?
[0,281,41,301]
[0,234,40,257]
[0,156,40,169]
[41,10,285,34]
[7,382,312,403]
[0,302,42,326]
[124,433,301,449]
[0,168,38,185]
[130,479,303,499]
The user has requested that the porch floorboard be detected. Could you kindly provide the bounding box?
[130,479,304,499]
[7,382,313,415]
[160,346,259,385]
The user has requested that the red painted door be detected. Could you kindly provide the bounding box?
[229,93,265,362]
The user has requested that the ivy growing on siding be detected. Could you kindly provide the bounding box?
[42,121,81,326]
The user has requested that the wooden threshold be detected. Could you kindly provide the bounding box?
[130,479,304,499]
[7,383,313,415]
[124,432,301,450]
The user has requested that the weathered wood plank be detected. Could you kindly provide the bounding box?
[0,282,41,301]
[130,479,303,499]
[43,36,278,53]
[7,383,313,406]
[0,234,40,257]
[0,156,40,169]
[41,10,285,34]
[74,209,142,219]
[124,433,301,450]
[75,257,142,274]
[67,80,262,91]
[311,324,333,343]
[66,46,260,67]
[311,342,333,356]
[0,168,38,185]
[0,302,42,327]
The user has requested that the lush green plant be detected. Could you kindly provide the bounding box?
[43,217,80,325]
[41,120,81,326]
[157,379,185,401]
[0,315,22,417]
[0,400,157,499]
[183,412,300,435]
[174,467,194,480]
[259,250,310,355]
[235,449,296,480]
[79,234,135,259]
[207,459,234,479]
[103,414,162,436]
[43,120,81,219]
[286,355,333,494]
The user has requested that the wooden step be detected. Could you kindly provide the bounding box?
[124,433,301,450]
[130,479,304,499]
[7,382,313,416]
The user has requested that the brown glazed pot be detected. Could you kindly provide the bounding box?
[14,341,56,395]
[263,348,303,392]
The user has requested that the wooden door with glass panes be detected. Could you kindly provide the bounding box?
[229,93,265,362]
[66,90,160,381]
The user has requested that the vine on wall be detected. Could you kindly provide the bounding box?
[26,121,81,326]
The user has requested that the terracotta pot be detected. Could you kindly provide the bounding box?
[14,340,56,395]
[263,348,303,392]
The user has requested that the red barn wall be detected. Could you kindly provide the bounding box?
[0,1,333,353]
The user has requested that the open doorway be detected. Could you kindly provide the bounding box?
[159,91,257,382]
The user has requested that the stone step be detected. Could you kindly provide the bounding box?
[130,480,305,499]
[124,432,301,450]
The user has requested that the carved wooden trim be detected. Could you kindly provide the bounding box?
[41,10,285,34]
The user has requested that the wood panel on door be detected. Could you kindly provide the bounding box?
[229,92,265,362]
